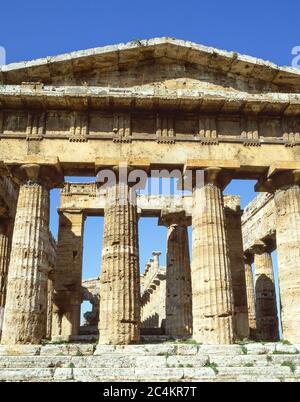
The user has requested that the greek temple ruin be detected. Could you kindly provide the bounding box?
[1,38,300,347]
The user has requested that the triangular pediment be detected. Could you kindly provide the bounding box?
[1,38,300,94]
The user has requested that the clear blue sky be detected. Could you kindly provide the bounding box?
[1,0,293,326]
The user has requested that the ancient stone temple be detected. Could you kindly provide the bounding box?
[1,38,300,347]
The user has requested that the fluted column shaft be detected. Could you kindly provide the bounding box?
[244,254,257,339]
[1,183,50,344]
[51,211,85,340]
[274,184,300,343]
[99,182,140,344]
[192,169,234,344]
[0,219,11,338]
[164,220,192,337]
[254,247,279,341]
[225,206,249,340]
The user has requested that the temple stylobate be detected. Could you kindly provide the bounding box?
[1,38,300,345]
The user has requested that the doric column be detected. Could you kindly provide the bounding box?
[1,162,63,344]
[99,172,140,344]
[51,210,85,341]
[252,241,279,342]
[159,211,192,337]
[152,251,161,271]
[244,253,257,339]
[225,198,249,340]
[0,218,11,339]
[270,170,300,343]
[191,167,235,344]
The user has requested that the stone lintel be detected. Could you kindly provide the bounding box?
[185,159,240,170]
[95,158,151,172]
[58,208,85,215]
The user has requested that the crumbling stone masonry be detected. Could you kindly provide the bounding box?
[1,38,300,345]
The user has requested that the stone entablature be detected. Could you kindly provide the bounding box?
[59,182,239,218]
[1,39,300,174]
[1,106,300,147]
[1,105,300,151]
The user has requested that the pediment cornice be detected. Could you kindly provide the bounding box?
[1,38,300,90]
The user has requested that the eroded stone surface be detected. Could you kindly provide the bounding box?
[99,183,140,345]
[192,169,235,344]
[0,343,299,382]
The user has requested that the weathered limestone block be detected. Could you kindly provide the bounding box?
[99,180,140,344]
[225,199,249,340]
[253,242,279,342]
[244,253,257,339]
[273,173,300,343]
[159,211,192,337]
[0,218,11,338]
[1,163,63,345]
[191,168,234,344]
[52,210,85,340]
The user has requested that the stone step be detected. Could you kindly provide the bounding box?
[0,343,299,357]
[0,366,299,382]
[0,354,300,369]
[0,343,299,382]
[69,335,98,343]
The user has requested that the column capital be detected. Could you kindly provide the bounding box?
[184,160,239,190]
[248,240,269,255]
[256,165,300,193]
[95,160,149,191]
[152,251,162,258]
[158,210,191,227]
[5,158,64,189]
